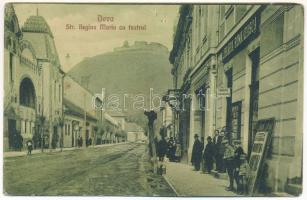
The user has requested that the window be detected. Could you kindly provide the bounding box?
[225,8,235,34]
[219,22,225,41]
[54,81,57,102]
[68,124,71,136]
[231,101,242,140]
[59,84,61,102]
[25,121,27,133]
[220,5,225,19]
[235,5,247,23]
[198,88,206,110]
[65,124,67,135]
[260,13,284,57]
[20,78,36,108]
[203,6,208,37]
[198,6,202,45]
[219,5,226,40]
[225,5,232,14]
[9,53,13,82]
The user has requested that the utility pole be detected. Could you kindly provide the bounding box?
[144,109,158,174]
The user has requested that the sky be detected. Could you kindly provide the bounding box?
[13,3,179,72]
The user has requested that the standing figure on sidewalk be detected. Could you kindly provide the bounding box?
[200,136,205,172]
[167,137,176,161]
[175,139,182,162]
[203,136,215,173]
[238,153,249,195]
[233,140,245,194]
[80,136,83,147]
[26,140,33,155]
[216,131,226,172]
[223,139,236,191]
[157,137,168,161]
[191,134,204,171]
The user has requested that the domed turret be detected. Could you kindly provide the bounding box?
[22,15,53,38]
[21,12,60,66]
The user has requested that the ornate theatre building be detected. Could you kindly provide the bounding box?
[4,4,64,150]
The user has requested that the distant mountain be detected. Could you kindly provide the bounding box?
[68,41,172,129]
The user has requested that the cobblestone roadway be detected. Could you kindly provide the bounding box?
[4,143,175,196]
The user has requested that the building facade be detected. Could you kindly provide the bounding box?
[4,4,64,150]
[4,4,129,151]
[125,122,146,142]
[170,4,220,163]
[63,75,103,147]
[169,4,303,194]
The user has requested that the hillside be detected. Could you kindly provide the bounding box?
[68,41,173,130]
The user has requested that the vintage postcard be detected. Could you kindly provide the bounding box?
[2,1,304,197]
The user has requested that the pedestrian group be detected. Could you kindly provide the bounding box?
[156,129,249,195]
[191,131,249,194]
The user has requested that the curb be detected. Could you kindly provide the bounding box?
[4,142,130,158]
[162,174,180,196]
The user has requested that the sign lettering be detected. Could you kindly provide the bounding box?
[246,118,275,195]
[221,13,260,63]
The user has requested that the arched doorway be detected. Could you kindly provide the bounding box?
[19,77,36,109]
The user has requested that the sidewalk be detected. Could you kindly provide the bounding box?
[3,142,129,158]
[163,161,239,197]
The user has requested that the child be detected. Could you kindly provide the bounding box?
[27,140,33,155]
[238,153,249,195]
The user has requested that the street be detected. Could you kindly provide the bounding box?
[3,143,175,196]
[3,3,303,197]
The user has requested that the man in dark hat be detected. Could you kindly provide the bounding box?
[203,136,215,173]
[191,134,203,171]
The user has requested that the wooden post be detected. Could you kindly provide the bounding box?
[145,110,158,174]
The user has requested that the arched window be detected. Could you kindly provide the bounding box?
[19,77,36,109]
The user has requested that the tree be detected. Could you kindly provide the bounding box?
[32,128,41,149]
[121,130,127,141]
[51,130,59,149]
[13,130,23,151]
[59,118,64,151]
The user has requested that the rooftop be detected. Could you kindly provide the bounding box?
[64,98,97,122]
[22,15,53,38]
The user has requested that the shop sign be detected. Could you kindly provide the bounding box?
[246,118,275,195]
[217,87,231,97]
[221,12,260,63]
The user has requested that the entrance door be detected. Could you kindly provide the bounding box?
[184,98,191,150]
[248,48,260,157]
[200,88,206,140]
[225,69,233,141]
[53,126,58,148]
[8,119,16,149]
